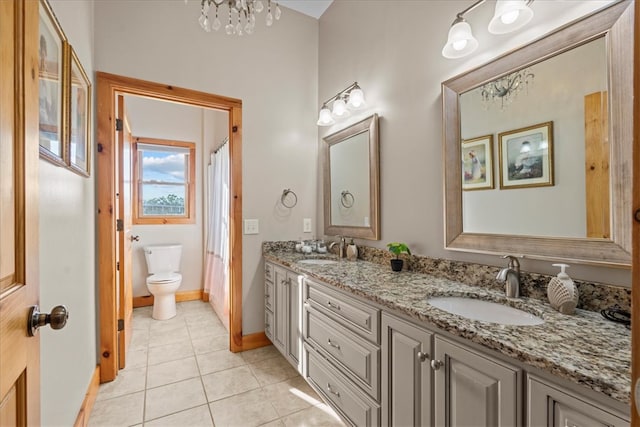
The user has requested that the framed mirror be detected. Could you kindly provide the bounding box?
[323,114,380,240]
[442,1,632,267]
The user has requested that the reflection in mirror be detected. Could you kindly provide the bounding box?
[460,37,607,238]
[323,114,380,240]
[442,1,632,266]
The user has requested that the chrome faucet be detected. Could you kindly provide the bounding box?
[496,255,521,298]
[329,236,347,258]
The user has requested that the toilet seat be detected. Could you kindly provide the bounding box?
[147,272,182,284]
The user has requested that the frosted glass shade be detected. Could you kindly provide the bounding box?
[317,106,335,126]
[488,0,534,34]
[442,20,478,59]
[331,98,350,118]
[347,88,365,109]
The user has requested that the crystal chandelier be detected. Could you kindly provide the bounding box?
[480,68,534,110]
[196,0,281,35]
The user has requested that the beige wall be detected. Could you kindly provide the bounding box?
[317,0,630,286]
[40,1,96,425]
[95,1,319,333]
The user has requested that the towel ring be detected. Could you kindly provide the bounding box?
[281,189,298,208]
[340,190,355,208]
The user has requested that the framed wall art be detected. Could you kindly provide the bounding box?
[38,0,68,166]
[67,46,91,177]
[499,121,554,189]
[462,134,494,191]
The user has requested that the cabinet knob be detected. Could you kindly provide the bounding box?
[430,359,443,370]
[417,351,429,362]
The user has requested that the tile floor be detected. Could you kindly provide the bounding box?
[89,300,345,427]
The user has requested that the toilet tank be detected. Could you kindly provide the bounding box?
[144,244,182,274]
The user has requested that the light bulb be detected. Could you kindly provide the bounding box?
[452,39,468,51]
[501,10,519,25]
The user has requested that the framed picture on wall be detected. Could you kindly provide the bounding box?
[462,134,494,191]
[498,121,554,189]
[67,46,91,177]
[38,0,68,166]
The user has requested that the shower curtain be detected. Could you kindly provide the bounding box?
[204,140,230,331]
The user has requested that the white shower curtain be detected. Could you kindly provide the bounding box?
[204,140,230,331]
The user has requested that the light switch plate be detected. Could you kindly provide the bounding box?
[244,219,259,235]
[303,218,312,233]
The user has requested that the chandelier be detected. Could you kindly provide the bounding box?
[196,0,281,35]
[480,68,534,109]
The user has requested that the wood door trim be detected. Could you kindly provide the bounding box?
[73,366,100,427]
[96,72,245,382]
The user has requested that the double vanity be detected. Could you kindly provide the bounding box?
[263,244,630,426]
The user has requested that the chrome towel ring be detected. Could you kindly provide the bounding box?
[340,190,354,208]
[281,189,298,208]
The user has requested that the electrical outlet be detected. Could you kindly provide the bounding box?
[303,218,312,233]
[244,219,259,235]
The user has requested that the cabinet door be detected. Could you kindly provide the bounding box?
[272,266,287,353]
[434,336,521,427]
[381,313,433,427]
[286,271,302,369]
[527,376,629,427]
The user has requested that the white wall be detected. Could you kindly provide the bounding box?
[40,1,96,425]
[95,1,319,333]
[318,0,630,286]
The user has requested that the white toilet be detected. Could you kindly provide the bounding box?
[144,244,183,320]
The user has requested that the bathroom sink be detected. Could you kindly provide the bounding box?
[298,259,338,265]
[427,297,544,326]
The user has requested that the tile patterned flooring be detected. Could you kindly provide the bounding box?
[88,301,345,426]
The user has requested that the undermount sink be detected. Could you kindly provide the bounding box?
[298,259,338,265]
[427,297,544,326]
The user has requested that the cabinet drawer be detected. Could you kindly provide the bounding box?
[265,261,274,282]
[265,280,274,311]
[305,279,380,344]
[265,309,274,341]
[305,346,380,427]
[305,307,379,401]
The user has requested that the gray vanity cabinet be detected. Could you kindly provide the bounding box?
[527,376,628,427]
[267,263,302,370]
[434,336,522,427]
[381,313,434,427]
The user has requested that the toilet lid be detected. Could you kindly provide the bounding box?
[147,272,181,284]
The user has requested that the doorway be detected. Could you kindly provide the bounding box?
[96,72,269,383]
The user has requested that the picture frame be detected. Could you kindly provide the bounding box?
[38,0,68,166]
[462,134,494,191]
[498,121,554,189]
[67,46,91,177]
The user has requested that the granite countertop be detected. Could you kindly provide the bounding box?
[263,249,631,405]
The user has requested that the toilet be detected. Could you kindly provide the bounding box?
[144,244,183,320]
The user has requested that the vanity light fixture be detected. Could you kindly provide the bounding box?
[190,0,281,36]
[317,82,366,127]
[442,0,534,59]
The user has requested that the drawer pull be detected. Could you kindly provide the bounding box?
[327,301,341,310]
[265,294,270,299]
[282,279,288,286]
[417,351,429,362]
[327,338,341,349]
[327,383,340,397]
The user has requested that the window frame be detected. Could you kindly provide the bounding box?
[132,136,196,225]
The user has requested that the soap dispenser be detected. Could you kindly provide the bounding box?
[346,239,358,261]
[547,263,579,314]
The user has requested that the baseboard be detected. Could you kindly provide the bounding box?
[202,291,210,302]
[132,289,205,308]
[73,366,100,427]
[238,332,272,352]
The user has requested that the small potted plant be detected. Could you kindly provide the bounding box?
[387,242,411,272]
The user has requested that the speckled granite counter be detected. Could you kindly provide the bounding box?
[263,247,631,406]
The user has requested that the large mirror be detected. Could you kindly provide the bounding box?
[323,114,380,240]
[442,1,632,267]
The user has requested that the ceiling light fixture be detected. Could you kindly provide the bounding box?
[192,0,281,36]
[317,82,366,126]
[479,67,534,109]
[442,0,534,59]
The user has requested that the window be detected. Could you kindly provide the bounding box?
[133,137,196,224]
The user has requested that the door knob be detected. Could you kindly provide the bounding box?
[28,305,69,336]
[130,235,140,242]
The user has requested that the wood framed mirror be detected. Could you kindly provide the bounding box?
[442,1,633,267]
[323,114,380,240]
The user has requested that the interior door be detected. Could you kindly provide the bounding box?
[0,0,41,424]
[116,95,134,369]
